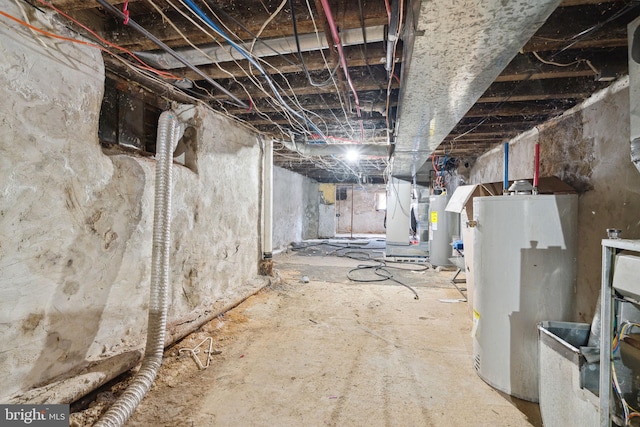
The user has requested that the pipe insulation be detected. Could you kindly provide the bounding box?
[94,111,178,427]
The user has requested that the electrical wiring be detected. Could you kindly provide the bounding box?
[14,0,47,49]
[150,0,312,140]
[344,256,422,300]
[532,50,599,75]
[95,0,249,109]
[609,320,640,425]
[613,321,640,353]
[248,0,287,55]
[288,0,338,88]
[190,0,350,142]
[195,2,333,140]
[165,0,317,138]
[181,0,327,140]
[452,1,640,149]
[193,0,341,139]
[203,2,298,68]
[383,0,391,24]
[145,0,256,100]
[549,1,640,59]
[319,0,365,142]
[163,0,302,136]
[0,6,184,83]
[357,0,386,91]
[301,0,356,138]
[290,241,421,299]
[32,0,181,80]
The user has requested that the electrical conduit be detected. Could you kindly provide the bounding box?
[94,111,178,427]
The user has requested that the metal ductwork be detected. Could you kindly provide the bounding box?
[629,16,640,174]
[136,25,386,70]
[391,0,562,180]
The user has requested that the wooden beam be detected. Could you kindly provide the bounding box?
[559,0,626,7]
[522,3,631,52]
[51,0,137,10]
[464,101,574,118]
[211,76,398,101]
[98,2,388,51]
[477,77,607,103]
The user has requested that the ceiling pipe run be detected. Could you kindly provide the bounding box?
[278,138,389,157]
[136,25,386,70]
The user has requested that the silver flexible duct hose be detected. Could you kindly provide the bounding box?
[95,111,177,427]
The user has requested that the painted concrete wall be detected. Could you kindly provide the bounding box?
[272,166,319,251]
[0,5,264,400]
[469,78,640,322]
[336,185,386,234]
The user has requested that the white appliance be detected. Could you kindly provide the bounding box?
[428,193,459,266]
[472,194,577,402]
[385,177,411,246]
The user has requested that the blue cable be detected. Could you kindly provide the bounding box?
[182,0,327,141]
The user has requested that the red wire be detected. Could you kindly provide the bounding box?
[319,0,365,142]
[32,0,180,80]
[384,0,391,25]
[122,0,130,25]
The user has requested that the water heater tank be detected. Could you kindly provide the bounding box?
[428,194,458,266]
[472,194,577,402]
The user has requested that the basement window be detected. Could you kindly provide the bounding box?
[98,77,198,173]
[336,187,348,201]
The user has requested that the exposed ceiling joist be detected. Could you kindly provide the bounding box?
[41,0,636,183]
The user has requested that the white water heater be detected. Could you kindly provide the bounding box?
[472,194,577,402]
[428,194,458,266]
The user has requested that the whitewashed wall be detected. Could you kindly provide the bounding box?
[0,4,264,400]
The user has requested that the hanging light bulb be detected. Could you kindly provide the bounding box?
[346,149,359,163]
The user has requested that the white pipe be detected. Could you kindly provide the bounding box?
[279,137,388,157]
[135,25,386,70]
[94,111,178,427]
[263,139,274,258]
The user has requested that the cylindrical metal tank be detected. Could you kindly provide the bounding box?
[472,194,578,402]
[428,194,458,266]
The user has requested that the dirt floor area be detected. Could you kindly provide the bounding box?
[71,244,541,427]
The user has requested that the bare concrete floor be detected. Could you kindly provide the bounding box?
[72,249,541,426]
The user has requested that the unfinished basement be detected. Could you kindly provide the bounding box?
[2,0,640,426]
